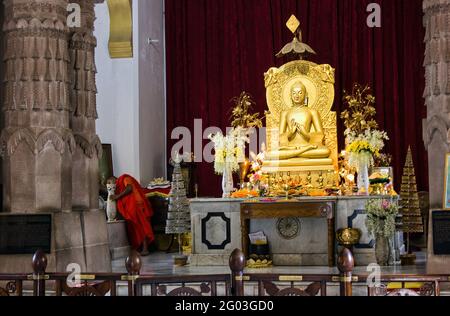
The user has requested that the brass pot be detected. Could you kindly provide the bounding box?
[173,255,188,267]
[239,159,251,185]
[336,228,361,247]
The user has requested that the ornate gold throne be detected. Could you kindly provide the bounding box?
[261,59,339,187]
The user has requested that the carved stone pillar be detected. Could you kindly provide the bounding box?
[423,0,450,275]
[422,0,450,209]
[65,0,111,272]
[1,0,73,213]
[69,0,102,211]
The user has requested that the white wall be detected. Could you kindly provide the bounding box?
[95,1,140,180]
[95,0,166,184]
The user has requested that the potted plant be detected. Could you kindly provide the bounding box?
[365,198,399,266]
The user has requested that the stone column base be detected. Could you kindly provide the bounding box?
[107,220,131,260]
[427,210,450,275]
[0,210,111,273]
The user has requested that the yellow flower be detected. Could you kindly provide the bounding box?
[346,140,374,154]
[215,149,225,163]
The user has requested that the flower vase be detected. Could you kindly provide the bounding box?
[222,165,234,198]
[357,163,370,195]
[375,235,390,266]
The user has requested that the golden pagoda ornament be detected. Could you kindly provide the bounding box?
[276,15,316,59]
[399,146,424,265]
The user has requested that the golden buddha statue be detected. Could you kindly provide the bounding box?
[261,15,338,188]
[265,80,331,161]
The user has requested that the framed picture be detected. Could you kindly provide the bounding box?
[443,154,450,210]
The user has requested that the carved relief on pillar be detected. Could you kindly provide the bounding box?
[423,0,450,98]
[74,134,102,159]
[0,127,75,157]
[68,0,99,134]
[423,116,450,153]
[422,0,450,208]
[1,0,73,213]
[3,0,69,20]
[68,0,102,211]
[424,0,450,271]
[0,127,75,213]
[69,32,98,120]
[71,133,102,211]
[2,0,71,122]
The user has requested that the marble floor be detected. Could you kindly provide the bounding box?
[112,251,428,276]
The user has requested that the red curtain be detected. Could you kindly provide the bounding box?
[165,0,427,197]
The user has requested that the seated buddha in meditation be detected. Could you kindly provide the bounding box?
[265,80,331,162]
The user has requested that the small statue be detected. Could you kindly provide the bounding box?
[306,172,313,187]
[317,172,324,189]
[106,178,117,222]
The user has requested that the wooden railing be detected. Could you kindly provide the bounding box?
[0,250,145,297]
[230,248,449,297]
[0,248,448,296]
[135,275,231,296]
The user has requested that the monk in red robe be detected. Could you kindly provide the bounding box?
[109,175,155,255]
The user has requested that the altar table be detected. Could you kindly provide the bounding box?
[189,196,399,267]
[240,200,335,267]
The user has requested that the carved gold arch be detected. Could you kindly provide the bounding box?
[107,0,133,58]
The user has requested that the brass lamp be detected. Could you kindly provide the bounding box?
[239,159,251,187]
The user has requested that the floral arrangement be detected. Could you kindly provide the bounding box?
[365,199,399,238]
[230,92,264,129]
[341,84,389,169]
[249,147,265,179]
[345,129,389,169]
[249,146,268,185]
[208,127,249,175]
[341,84,378,134]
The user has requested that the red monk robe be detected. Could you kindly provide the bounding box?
[113,174,155,251]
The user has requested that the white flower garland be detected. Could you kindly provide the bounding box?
[209,127,249,175]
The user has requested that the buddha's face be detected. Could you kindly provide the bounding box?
[290,82,307,106]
